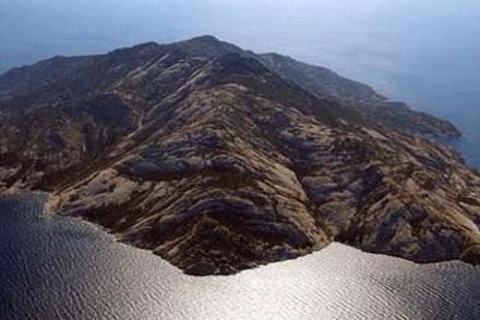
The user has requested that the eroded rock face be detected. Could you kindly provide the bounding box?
[1,36,480,275]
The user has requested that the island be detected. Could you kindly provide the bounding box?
[0,36,478,275]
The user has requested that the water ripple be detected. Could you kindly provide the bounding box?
[1,193,479,320]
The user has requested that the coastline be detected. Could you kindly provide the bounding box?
[39,190,480,275]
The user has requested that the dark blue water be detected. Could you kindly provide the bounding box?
[0,0,478,167]
[1,193,480,320]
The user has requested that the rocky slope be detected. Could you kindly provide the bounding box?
[175,36,462,138]
[1,36,479,275]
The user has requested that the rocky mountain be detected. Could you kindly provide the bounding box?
[0,36,479,275]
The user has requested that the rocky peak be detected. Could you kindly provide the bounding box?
[174,35,243,58]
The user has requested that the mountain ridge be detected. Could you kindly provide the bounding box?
[0,36,479,275]
[0,35,463,138]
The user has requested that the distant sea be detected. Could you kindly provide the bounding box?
[0,0,479,166]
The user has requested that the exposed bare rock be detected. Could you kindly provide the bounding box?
[1,36,479,275]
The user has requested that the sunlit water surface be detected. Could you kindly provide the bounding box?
[1,193,480,320]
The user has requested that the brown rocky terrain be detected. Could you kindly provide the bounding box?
[0,36,479,275]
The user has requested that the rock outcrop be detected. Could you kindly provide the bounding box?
[1,36,479,275]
